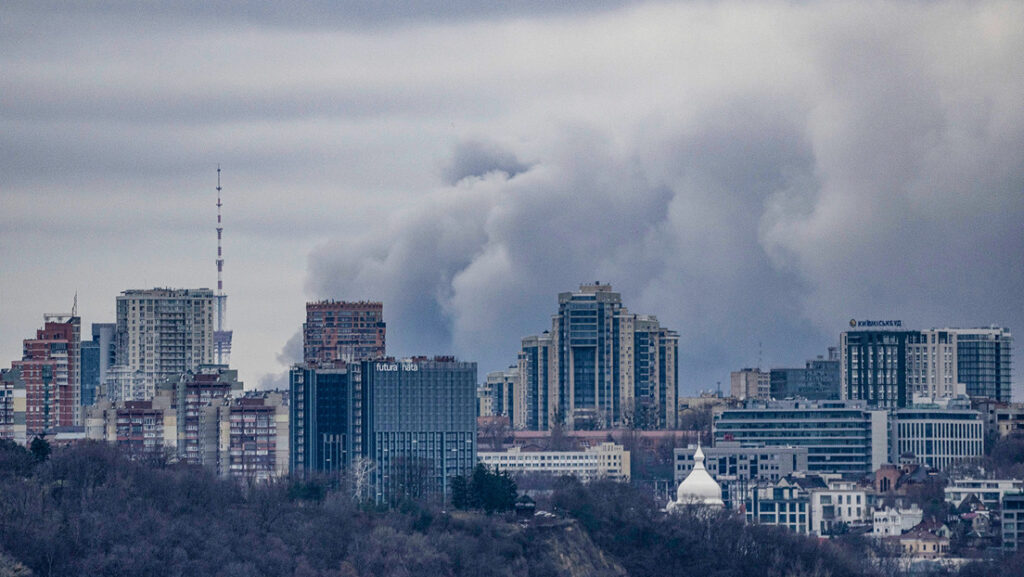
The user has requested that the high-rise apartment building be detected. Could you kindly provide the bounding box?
[840,330,910,409]
[730,368,769,401]
[223,393,289,483]
[113,289,215,397]
[905,330,960,401]
[952,327,1013,402]
[172,367,243,466]
[769,348,840,400]
[80,340,100,407]
[303,301,385,366]
[0,368,27,444]
[518,332,553,430]
[635,316,678,429]
[289,363,364,476]
[516,283,678,431]
[86,384,288,482]
[841,326,1014,407]
[485,367,521,427]
[80,323,116,407]
[12,314,81,435]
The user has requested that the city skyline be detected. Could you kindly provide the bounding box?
[2,2,1022,397]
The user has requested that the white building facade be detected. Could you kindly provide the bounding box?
[112,288,216,399]
[479,442,630,482]
[892,408,984,471]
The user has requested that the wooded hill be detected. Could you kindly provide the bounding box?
[0,440,1020,577]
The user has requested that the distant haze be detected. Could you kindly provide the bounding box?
[2,2,1022,398]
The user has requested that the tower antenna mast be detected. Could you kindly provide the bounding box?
[213,165,232,365]
[217,165,224,298]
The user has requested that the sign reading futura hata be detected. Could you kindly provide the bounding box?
[375,362,420,372]
[848,319,903,328]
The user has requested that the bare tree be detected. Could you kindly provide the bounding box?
[548,411,573,451]
[479,416,511,451]
[349,456,375,502]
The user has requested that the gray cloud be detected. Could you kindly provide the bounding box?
[2,1,1022,396]
[6,1,635,31]
[302,3,1024,391]
[442,140,532,185]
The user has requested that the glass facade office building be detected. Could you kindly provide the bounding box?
[289,364,363,477]
[841,331,910,409]
[713,400,889,477]
[363,358,477,504]
[955,328,1013,402]
[892,408,983,471]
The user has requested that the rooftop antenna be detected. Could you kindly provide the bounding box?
[213,166,232,365]
[72,291,78,317]
[217,165,223,298]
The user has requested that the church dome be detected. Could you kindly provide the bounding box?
[671,445,723,509]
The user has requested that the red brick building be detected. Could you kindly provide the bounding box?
[12,315,80,437]
[303,301,385,366]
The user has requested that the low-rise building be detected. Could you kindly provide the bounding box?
[743,477,812,535]
[945,478,1024,509]
[1002,493,1024,552]
[897,529,950,559]
[974,400,1024,439]
[872,505,924,538]
[713,400,889,477]
[479,442,630,482]
[809,480,869,537]
[891,407,984,471]
[673,442,808,486]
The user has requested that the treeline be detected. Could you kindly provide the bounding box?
[549,477,1024,577]
[1,440,1022,577]
[0,440,552,577]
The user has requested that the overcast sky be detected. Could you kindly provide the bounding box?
[2,1,1022,397]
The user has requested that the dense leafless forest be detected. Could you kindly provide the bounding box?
[0,440,1021,577]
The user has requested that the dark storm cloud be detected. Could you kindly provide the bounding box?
[307,115,827,388]
[3,1,1022,394]
[302,3,1024,390]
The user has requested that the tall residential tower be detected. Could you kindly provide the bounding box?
[11,314,81,435]
[303,301,386,366]
[113,288,216,398]
[513,283,678,430]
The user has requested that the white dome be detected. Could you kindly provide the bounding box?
[670,445,723,509]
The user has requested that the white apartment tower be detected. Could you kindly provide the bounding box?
[906,330,961,401]
[113,288,216,396]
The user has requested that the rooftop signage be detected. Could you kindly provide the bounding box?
[849,319,903,328]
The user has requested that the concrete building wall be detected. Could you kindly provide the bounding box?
[303,300,385,366]
[480,442,630,482]
[114,289,215,397]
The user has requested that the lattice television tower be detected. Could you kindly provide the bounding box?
[213,166,233,365]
